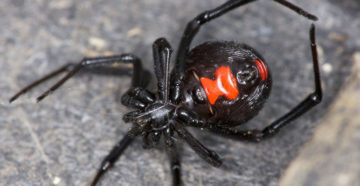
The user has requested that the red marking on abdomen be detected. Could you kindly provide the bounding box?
[254,59,268,81]
[200,66,239,105]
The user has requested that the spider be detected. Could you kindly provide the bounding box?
[10,0,322,185]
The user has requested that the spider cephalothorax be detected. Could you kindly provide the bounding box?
[10,1,322,186]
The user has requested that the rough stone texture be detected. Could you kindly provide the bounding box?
[0,0,358,186]
[279,53,360,186]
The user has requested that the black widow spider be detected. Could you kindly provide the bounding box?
[10,0,322,185]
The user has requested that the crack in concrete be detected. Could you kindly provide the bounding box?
[16,107,57,185]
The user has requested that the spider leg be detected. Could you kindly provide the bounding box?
[153,38,173,103]
[164,129,182,186]
[90,135,133,186]
[10,54,147,102]
[175,107,206,128]
[9,63,77,102]
[90,124,145,186]
[173,123,222,167]
[121,87,155,109]
[170,0,318,103]
[168,146,182,186]
[142,131,153,149]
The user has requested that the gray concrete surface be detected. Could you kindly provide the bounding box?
[279,54,360,186]
[0,0,358,186]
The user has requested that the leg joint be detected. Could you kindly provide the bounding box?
[309,91,322,104]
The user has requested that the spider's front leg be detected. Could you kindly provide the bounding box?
[9,63,77,102]
[10,54,149,102]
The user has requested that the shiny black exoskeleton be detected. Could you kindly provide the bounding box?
[182,42,272,126]
[10,1,322,186]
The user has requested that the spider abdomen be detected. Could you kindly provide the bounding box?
[182,41,272,126]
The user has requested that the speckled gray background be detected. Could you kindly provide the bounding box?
[1,0,358,186]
